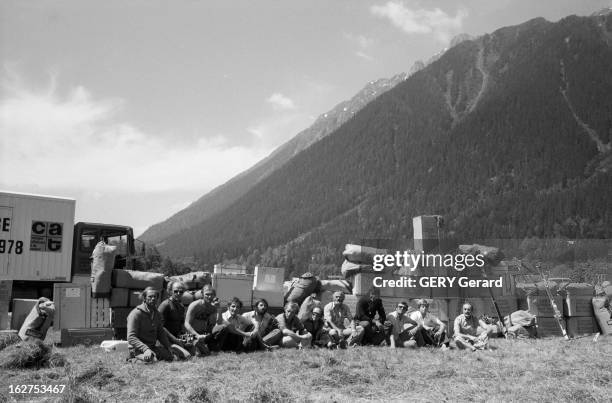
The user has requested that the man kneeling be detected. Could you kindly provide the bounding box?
[127,287,176,362]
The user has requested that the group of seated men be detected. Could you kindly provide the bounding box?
[126,282,490,362]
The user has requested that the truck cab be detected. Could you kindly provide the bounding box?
[72,222,144,278]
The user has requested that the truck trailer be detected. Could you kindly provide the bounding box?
[0,191,143,331]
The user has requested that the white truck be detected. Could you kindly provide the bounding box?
[0,191,143,326]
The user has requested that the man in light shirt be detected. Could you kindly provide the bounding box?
[386,301,419,348]
[409,299,448,348]
[323,291,364,348]
[453,302,489,351]
[220,297,256,352]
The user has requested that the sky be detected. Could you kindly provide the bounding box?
[1,0,609,237]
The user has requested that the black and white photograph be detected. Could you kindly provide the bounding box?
[1,1,611,401]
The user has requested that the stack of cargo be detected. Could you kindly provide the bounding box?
[108,269,166,340]
[166,271,212,306]
[516,281,565,337]
[341,244,391,297]
[561,283,596,338]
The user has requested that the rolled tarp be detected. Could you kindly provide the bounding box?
[112,269,164,290]
[18,298,55,342]
[340,260,373,277]
[342,244,387,265]
[285,272,320,305]
[91,241,117,298]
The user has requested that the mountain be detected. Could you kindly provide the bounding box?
[154,13,612,277]
[139,73,408,245]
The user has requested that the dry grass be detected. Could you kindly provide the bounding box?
[0,337,610,402]
[0,340,66,370]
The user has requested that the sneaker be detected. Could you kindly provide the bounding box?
[440,345,448,351]
[265,345,280,351]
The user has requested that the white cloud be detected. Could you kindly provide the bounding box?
[0,78,272,193]
[266,92,296,111]
[343,33,374,49]
[371,1,467,43]
[355,51,374,61]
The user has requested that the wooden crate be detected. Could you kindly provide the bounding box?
[566,316,597,338]
[525,295,564,317]
[535,317,565,337]
[563,296,595,317]
[89,298,111,328]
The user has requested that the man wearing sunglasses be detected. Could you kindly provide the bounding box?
[385,301,420,348]
[301,306,331,347]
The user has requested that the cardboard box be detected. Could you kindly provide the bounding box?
[212,273,254,307]
[53,283,90,331]
[110,288,130,308]
[61,328,114,347]
[253,266,285,292]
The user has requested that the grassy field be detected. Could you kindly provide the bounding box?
[1,337,611,402]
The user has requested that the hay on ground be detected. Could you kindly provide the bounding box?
[0,340,65,369]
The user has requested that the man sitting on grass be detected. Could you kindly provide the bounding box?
[409,299,449,349]
[127,287,176,362]
[323,291,364,348]
[301,306,331,348]
[354,288,387,346]
[184,285,226,354]
[242,298,282,351]
[219,297,256,352]
[276,302,312,348]
[386,301,419,348]
[453,302,489,351]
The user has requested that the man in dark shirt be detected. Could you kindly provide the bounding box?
[276,302,312,348]
[354,287,387,345]
[158,281,187,338]
[301,306,330,347]
[127,287,174,362]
